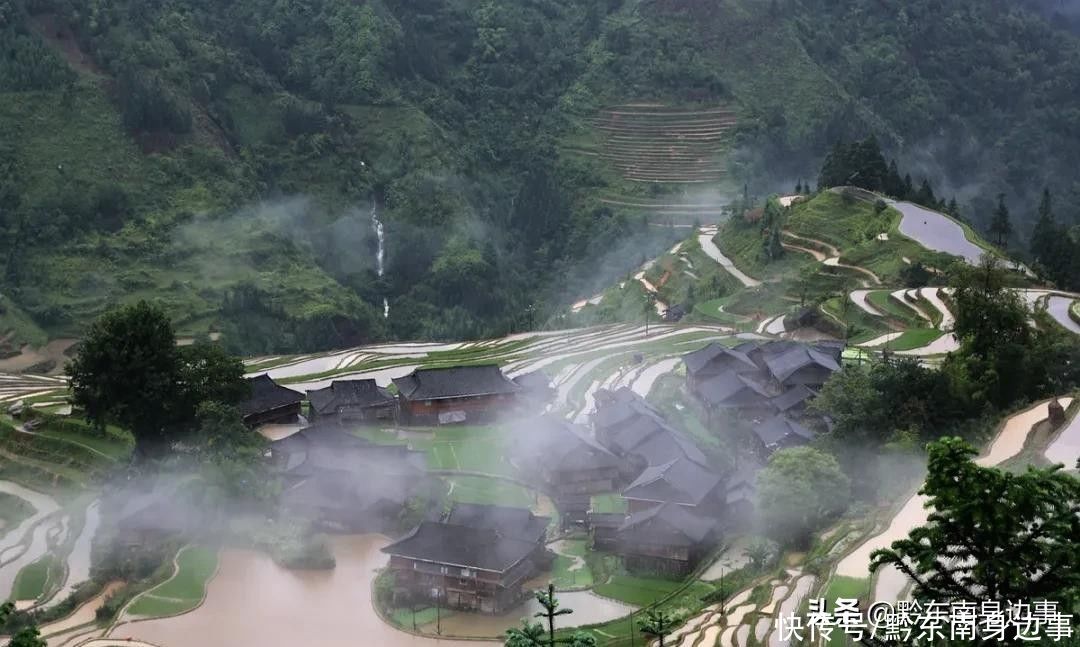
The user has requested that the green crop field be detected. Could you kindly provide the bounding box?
[11,555,58,600]
[445,475,535,508]
[594,575,706,607]
[128,545,218,618]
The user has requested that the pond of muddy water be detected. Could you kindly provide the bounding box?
[116,535,633,647]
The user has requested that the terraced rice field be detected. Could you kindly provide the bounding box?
[587,105,736,184]
[661,568,817,647]
[835,397,1072,602]
[245,323,734,426]
[891,200,986,264]
[126,545,219,618]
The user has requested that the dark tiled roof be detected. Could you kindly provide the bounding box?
[393,365,519,401]
[238,374,304,417]
[631,429,709,468]
[617,503,714,545]
[725,458,764,504]
[622,458,722,506]
[762,346,840,383]
[812,340,846,362]
[307,380,394,416]
[769,384,816,412]
[446,502,549,542]
[683,343,757,376]
[273,425,426,476]
[754,415,815,447]
[594,388,709,468]
[696,372,771,407]
[592,388,653,431]
[608,415,665,454]
[381,521,537,572]
[516,415,621,472]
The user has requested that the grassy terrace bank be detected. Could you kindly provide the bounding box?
[127,546,219,618]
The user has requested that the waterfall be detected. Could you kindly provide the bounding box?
[371,203,389,318]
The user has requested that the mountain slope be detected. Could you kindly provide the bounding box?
[2,0,1079,356]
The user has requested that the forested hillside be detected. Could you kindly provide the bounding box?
[2,0,1080,354]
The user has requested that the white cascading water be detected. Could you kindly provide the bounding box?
[370,203,389,318]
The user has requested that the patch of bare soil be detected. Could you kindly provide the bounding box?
[28,14,104,77]
[0,339,77,375]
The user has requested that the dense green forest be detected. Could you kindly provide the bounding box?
[2,0,1080,353]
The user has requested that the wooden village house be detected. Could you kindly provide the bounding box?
[511,415,624,527]
[271,423,432,533]
[614,503,716,576]
[749,415,816,458]
[620,457,724,515]
[393,365,520,425]
[306,379,397,423]
[591,387,712,473]
[722,458,763,530]
[684,341,842,418]
[382,503,550,614]
[445,502,550,548]
[238,374,304,427]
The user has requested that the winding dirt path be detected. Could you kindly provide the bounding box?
[781,242,826,262]
[823,257,881,286]
[782,232,839,257]
[697,228,761,288]
[780,232,882,285]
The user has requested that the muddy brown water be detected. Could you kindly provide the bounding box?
[42,581,123,640]
[115,535,631,647]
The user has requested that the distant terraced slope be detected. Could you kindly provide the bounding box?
[589,104,736,184]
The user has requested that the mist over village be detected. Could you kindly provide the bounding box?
[0,0,1079,646]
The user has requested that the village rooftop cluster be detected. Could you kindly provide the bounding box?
[122,342,842,616]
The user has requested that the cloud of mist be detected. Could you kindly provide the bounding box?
[170,197,384,285]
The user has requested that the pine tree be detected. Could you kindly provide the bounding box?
[902,174,914,200]
[914,179,936,208]
[989,193,1013,247]
[1030,187,1055,263]
[870,438,1080,611]
[855,136,887,191]
[947,197,959,217]
[886,159,903,197]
